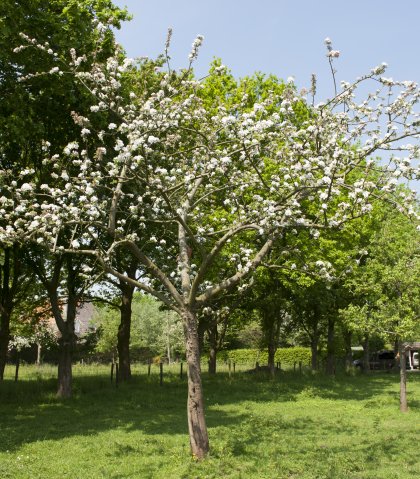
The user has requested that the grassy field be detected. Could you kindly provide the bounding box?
[0,363,419,479]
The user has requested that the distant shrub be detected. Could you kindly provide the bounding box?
[275,347,311,365]
[218,347,311,365]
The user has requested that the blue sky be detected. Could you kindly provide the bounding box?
[114,0,420,100]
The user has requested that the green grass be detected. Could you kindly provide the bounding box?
[0,364,419,478]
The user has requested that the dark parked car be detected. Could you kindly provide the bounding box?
[353,350,396,371]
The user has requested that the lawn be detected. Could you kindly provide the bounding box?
[0,364,419,479]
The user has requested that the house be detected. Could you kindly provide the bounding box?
[45,302,97,337]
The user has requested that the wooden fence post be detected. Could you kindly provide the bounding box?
[180,362,183,379]
[148,359,151,377]
[111,362,114,382]
[228,360,232,378]
[115,363,119,388]
[160,362,163,386]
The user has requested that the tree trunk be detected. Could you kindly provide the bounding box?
[362,335,370,374]
[310,336,319,371]
[208,346,217,375]
[264,310,281,378]
[56,257,78,398]
[57,334,73,398]
[267,340,276,377]
[398,341,408,412]
[197,320,206,356]
[166,314,171,364]
[183,309,209,459]
[0,311,10,380]
[343,329,353,372]
[0,248,15,381]
[326,318,335,375]
[36,342,42,365]
[117,284,134,382]
[207,322,217,375]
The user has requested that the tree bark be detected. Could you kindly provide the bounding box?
[57,333,74,398]
[53,256,78,398]
[398,341,408,412]
[0,248,17,381]
[36,342,42,365]
[117,283,134,381]
[343,329,353,372]
[197,320,206,356]
[310,336,319,371]
[267,340,276,377]
[0,311,10,380]
[362,335,370,374]
[263,309,281,378]
[307,309,320,371]
[183,309,209,459]
[207,323,217,375]
[326,318,335,375]
[208,345,217,375]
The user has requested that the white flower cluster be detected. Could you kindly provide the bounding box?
[188,35,204,62]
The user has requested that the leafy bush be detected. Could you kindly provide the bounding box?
[218,347,311,365]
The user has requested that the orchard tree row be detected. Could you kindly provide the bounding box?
[0,0,419,458]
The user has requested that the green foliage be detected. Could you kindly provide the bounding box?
[274,346,312,365]
[0,0,129,179]
[93,294,184,360]
[341,208,420,340]
[92,305,119,356]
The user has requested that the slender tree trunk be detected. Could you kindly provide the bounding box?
[343,329,353,372]
[207,323,217,375]
[0,311,10,380]
[326,318,335,375]
[57,333,74,398]
[117,284,134,382]
[208,345,217,375]
[0,248,15,381]
[264,311,281,378]
[183,308,209,459]
[267,340,276,377]
[197,320,206,356]
[398,341,408,412]
[362,335,370,374]
[56,258,78,398]
[36,342,42,365]
[166,314,171,364]
[310,336,319,371]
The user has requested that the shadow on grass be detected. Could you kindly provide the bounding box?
[0,373,247,452]
[0,368,418,454]
[202,368,417,405]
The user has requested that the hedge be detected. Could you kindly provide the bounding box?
[217,347,311,365]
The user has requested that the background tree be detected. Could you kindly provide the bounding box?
[0,0,129,387]
[26,248,99,397]
[94,293,184,360]
[0,245,38,378]
[341,209,419,410]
